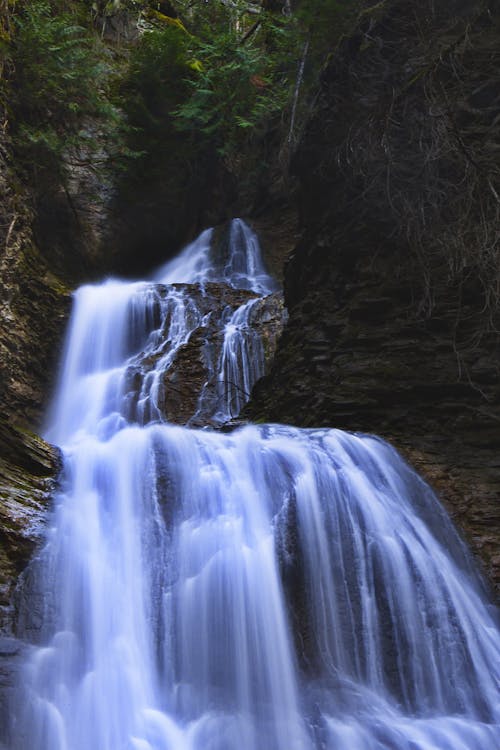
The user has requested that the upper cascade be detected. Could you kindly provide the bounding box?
[155,218,279,295]
[45,219,283,444]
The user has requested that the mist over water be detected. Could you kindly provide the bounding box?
[9,220,500,750]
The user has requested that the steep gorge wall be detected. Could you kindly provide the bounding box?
[247,0,500,594]
[0,135,69,640]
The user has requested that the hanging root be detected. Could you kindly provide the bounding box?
[318,0,500,341]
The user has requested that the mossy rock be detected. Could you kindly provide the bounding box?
[0,420,61,634]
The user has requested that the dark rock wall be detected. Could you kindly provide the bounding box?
[0,140,69,643]
[0,422,60,741]
[0,151,72,425]
[0,423,61,633]
[246,0,500,594]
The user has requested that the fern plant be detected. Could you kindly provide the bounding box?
[11,0,114,183]
[173,20,292,157]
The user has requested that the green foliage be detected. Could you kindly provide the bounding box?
[115,0,359,210]
[6,0,359,205]
[123,24,192,139]
[173,25,290,156]
[168,0,358,159]
[118,23,199,184]
[11,0,115,183]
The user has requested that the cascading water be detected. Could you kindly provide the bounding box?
[212,298,265,422]
[154,219,278,295]
[8,220,500,750]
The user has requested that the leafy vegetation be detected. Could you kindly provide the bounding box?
[118,0,358,176]
[2,0,359,268]
[172,27,287,152]
[118,23,195,176]
[4,0,358,189]
[9,1,116,185]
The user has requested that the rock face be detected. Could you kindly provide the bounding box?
[0,169,72,425]
[0,423,61,633]
[0,421,61,742]
[0,141,69,641]
[246,0,500,595]
[0,64,70,734]
[123,282,286,426]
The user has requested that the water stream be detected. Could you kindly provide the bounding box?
[9,220,500,749]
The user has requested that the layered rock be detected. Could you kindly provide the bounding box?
[246,0,500,594]
[0,143,70,639]
[122,282,285,426]
[0,423,61,633]
[0,421,61,742]
[0,161,72,424]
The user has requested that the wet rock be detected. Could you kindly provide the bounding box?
[0,135,67,633]
[0,117,67,730]
[0,196,72,426]
[246,0,500,596]
[0,421,61,635]
[124,282,286,426]
[250,294,288,369]
[0,419,60,739]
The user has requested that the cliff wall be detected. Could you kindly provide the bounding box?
[0,135,69,635]
[247,0,500,594]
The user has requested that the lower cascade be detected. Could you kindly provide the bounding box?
[9,221,500,750]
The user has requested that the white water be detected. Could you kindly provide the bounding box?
[212,298,265,422]
[9,221,500,750]
[155,218,278,295]
[46,221,276,434]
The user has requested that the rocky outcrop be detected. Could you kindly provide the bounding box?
[0,164,72,424]
[0,423,61,634]
[246,0,500,595]
[0,421,61,741]
[0,153,68,728]
[0,139,69,638]
[123,282,285,426]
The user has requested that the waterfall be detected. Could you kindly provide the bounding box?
[213,298,265,422]
[154,219,278,295]
[8,220,500,750]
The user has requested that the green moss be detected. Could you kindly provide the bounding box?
[44,273,72,296]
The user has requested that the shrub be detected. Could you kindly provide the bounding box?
[10,0,113,184]
[173,24,291,157]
